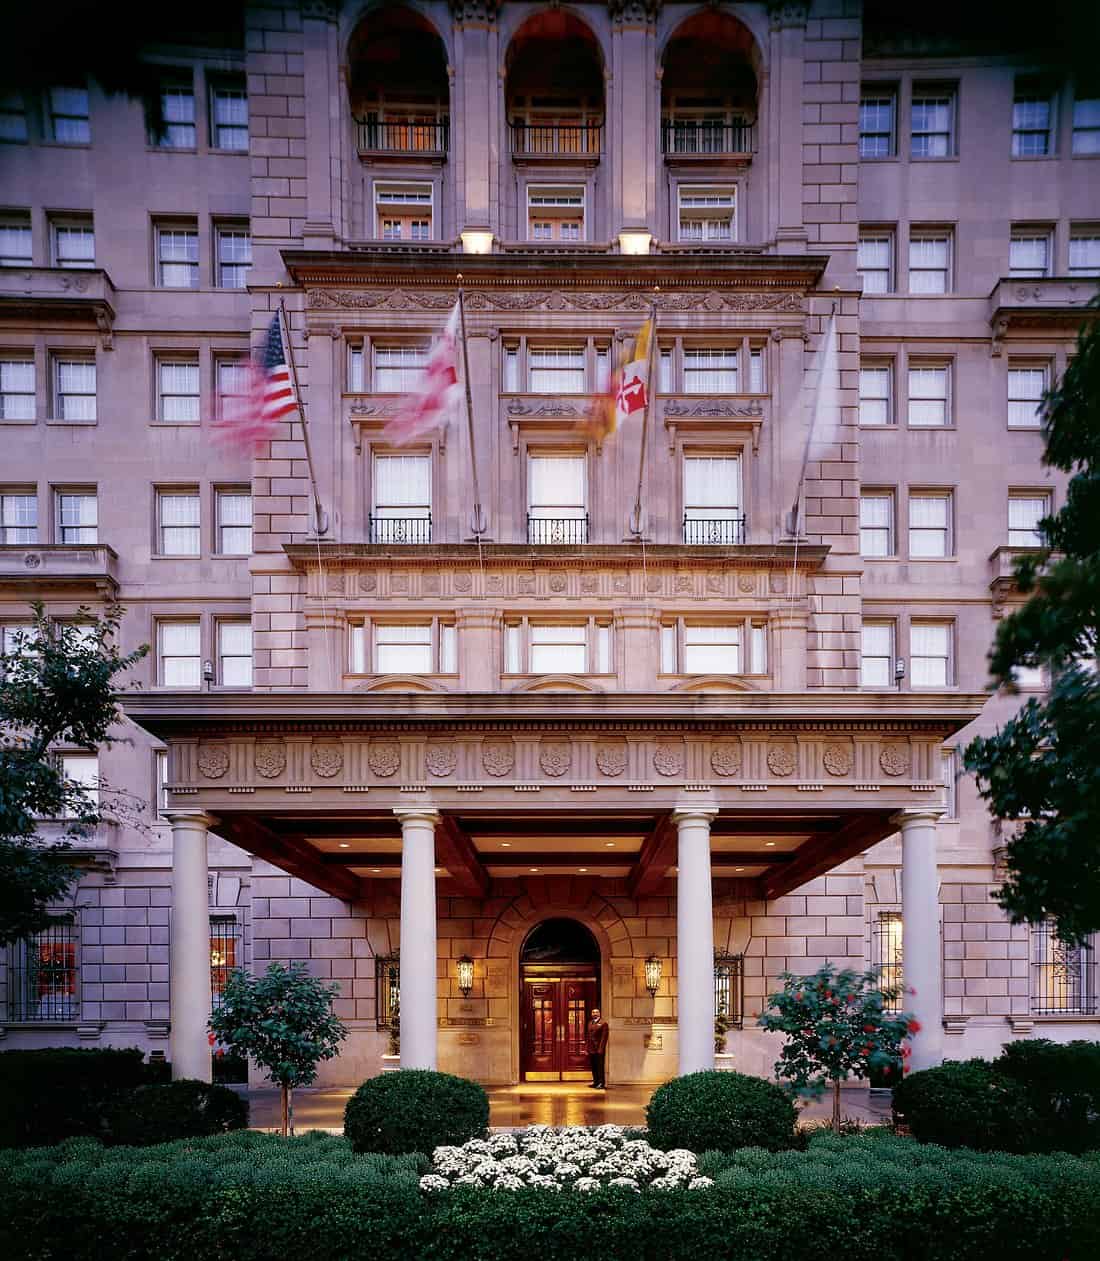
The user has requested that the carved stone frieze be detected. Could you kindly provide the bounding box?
[653,742,685,777]
[197,744,230,779]
[767,743,797,778]
[595,741,628,777]
[664,399,764,419]
[254,741,287,779]
[768,0,810,29]
[308,288,805,315]
[358,571,377,593]
[822,743,853,777]
[368,741,401,778]
[350,400,399,417]
[310,743,344,779]
[482,740,515,777]
[507,398,585,418]
[425,742,458,777]
[454,571,473,592]
[879,744,911,777]
[710,743,743,778]
[539,741,572,778]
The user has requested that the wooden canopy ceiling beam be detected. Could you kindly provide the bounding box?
[434,814,490,899]
[215,814,363,903]
[627,814,679,899]
[761,811,897,902]
[321,849,797,869]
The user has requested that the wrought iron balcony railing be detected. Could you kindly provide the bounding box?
[511,122,603,157]
[354,118,448,156]
[683,516,746,546]
[662,120,755,156]
[369,514,432,544]
[527,515,589,545]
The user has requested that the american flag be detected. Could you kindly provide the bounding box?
[213,313,298,451]
[382,300,461,446]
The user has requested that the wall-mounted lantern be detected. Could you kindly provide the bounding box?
[644,954,663,997]
[457,955,474,998]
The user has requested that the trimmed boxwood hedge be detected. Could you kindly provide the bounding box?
[646,1070,798,1153]
[344,1069,490,1154]
[103,1080,249,1146]
[1,1131,1099,1260]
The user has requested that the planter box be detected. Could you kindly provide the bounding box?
[380,1054,401,1074]
[715,1053,735,1072]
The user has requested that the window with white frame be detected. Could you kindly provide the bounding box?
[347,343,366,393]
[156,223,199,288]
[52,219,95,269]
[859,88,896,158]
[216,225,251,289]
[1009,230,1051,278]
[1007,364,1048,428]
[1072,95,1100,155]
[858,230,893,294]
[504,618,612,675]
[859,362,892,426]
[1,622,34,667]
[908,363,950,427]
[908,230,951,294]
[910,622,952,688]
[157,489,200,555]
[215,489,252,555]
[157,358,200,423]
[351,621,455,674]
[677,187,735,242]
[1008,492,1050,547]
[158,620,201,687]
[682,349,739,393]
[0,356,34,420]
[1,490,37,543]
[61,752,99,813]
[156,79,196,148]
[53,356,96,421]
[682,455,742,544]
[1012,83,1054,157]
[0,92,27,143]
[528,454,586,522]
[373,345,428,393]
[861,621,894,687]
[527,186,584,242]
[56,490,97,543]
[49,85,90,144]
[210,79,249,151]
[371,453,431,543]
[155,748,169,818]
[0,217,32,266]
[659,621,751,675]
[860,491,895,557]
[217,620,252,686]
[908,491,952,558]
[528,347,586,393]
[1011,660,1047,691]
[911,85,954,157]
[374,183,433,241]
[215,358,250,420]
[1068,229,1100,275]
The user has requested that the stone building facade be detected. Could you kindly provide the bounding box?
[1,0,1097,1085]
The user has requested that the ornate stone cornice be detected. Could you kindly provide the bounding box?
[608,0,661,25]
[308,287,807,314]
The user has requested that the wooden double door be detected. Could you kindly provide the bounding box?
[520,967,599,1081]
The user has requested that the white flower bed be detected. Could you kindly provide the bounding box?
[420,1124,714,1193]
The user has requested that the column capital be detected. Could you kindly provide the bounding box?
[890,809,945,828]
[671,806,719,826]
[394,807,442,827]
[163,810,219,829]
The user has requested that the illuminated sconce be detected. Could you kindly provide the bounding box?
[457,955,474,998]
[644,954,663,997]
[618,228,653,256]
[460,227,494,255]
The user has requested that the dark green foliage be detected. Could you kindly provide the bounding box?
[103,1080,248,1146]
[2,1130,1100,1260]
[646,1070,797,1153]
[963,305,1100,945]
[997,1039,1100,1151]
[0,1047,152,1147]
[343,1070,489,1155]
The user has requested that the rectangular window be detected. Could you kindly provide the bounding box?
[908,492,952,558]
[0,91,27,143]
[1069,230,1100,276]
[158,620,200,687]
[911,86,954,157]
[859,362,892,426]
[1031,921,1096,1015]
[350,620,460,676]
[217,620,252,686]
[1,491,37,543]
[210,917,240,1009]
[157,490,200,555]
[859,89,896,158]
[8,918,78,1022]
[211,80,249,151]
[527,186,585,242]
[0,217,32,266]
[61,752,99,812]
[49,86,90,144]
[858,231,893,294]
[860,491,895,557]
[374,623,432,673]
[910,622,952,688]
[1008,493,1050,547]
[861,621,894,687]
[1,622,33,660]
[908,231,951,294]
[156,224,199,288]
[1008,364,1048,428]
[872,912,904,1012]
[216,226,251,289]
[1009,231,1051,278]
[529,623,587,673]
[0,357,35,420]
[682,455,742,544]
[1012,84,1053,157]
[157,80,196,148]
[908,364,949,427]
[683,624,741,674]
[682,349,738,393]
[749,348,764,394]
[215,358,250,420]
[53,220,95,269]
[157,358,200,423]
[347,344,366,393]
[677,187,735,242]
[528,347,586,393]
[1072,96,1100,155]
[53,357,96,421]
[56,491,97,543]
[371,453,431,543]
[528,454,586,542]
[373,345,428,393]
[374,183,433,241]
[215,489,252,555]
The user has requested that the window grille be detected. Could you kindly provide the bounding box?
[871,912,904,1012]
[376,953,400,1028]
[8,918,78,1021]
[714,953,744,1030]
[1031,920,1096,1015]
[210,917,240,1009]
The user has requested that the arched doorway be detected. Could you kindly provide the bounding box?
[519,918,600,1081]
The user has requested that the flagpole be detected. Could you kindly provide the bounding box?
[628,290,659,538]
[456,276,486,537]
[277,301,329,537]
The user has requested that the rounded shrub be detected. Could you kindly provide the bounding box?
[344,1069,489,1155]
[646,1070,798,1153]
[105,1080,249,1146]
[892,1059,1039,1152]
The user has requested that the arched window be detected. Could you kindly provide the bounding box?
[506,11,605,159]
[661,12,759,159]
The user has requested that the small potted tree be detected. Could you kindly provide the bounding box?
[381,995,401,1073]
[209,961,347,1136]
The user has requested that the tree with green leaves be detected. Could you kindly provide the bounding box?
[964,306,1100,946]
[758,964,916,1133]
[0,602,147,947]
[209,962,347,1136]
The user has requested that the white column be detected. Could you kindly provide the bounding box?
[893,809,945,1073]
[674,807,718,1075]
[166,811,214,1082]
[395,808,441,1070]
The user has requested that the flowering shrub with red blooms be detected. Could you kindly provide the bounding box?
[758,964,916,1132]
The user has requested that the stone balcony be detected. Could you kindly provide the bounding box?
[988,544,1043,616]
[0,544,120,597]
[0,266,117,347]
[989,276,1099,353]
